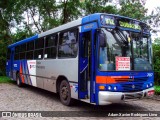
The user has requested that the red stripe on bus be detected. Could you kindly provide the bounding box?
[20,64,25,83]
[96,76,130,84]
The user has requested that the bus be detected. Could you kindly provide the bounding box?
[6,13,154,106]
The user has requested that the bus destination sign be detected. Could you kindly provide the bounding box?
[101,15,142,30]
[105,17,115,25]
[118,20,141,30]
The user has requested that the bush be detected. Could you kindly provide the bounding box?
[155,86,160,95]
[153,43,160,85]
[154,72,160,85]
[0,76,14,83]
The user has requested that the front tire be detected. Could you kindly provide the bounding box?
[16,73,23,87]
[59,80,74,106]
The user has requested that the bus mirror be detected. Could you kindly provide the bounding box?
[99,33,106,47]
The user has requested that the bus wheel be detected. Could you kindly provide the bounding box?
[16,73,22,87]
[59,80,73,106]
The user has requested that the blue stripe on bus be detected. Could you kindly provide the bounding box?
[8,35,38,48]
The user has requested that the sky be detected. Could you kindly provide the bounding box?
[145,0,160,14]
[145,0,160,39]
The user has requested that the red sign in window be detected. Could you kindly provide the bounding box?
[116,57,130,71]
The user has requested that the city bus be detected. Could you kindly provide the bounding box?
[6,13,154,106]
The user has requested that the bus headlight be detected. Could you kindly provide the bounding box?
[146,84,149,88]
[108,86,112,90]
[114,86,117,91]
[150,83,153,87]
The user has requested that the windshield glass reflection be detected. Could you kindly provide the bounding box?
[99,28,152,71]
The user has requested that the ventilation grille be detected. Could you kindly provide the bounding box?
[121,83,143,92]
[115,77,148,83]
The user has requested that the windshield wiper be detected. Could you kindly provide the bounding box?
[110,28,128,47]
[116,30,128,45]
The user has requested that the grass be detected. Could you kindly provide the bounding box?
[154,86,160,95]
[0,76,15,83]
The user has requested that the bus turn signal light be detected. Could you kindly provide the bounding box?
[99,86,105,90]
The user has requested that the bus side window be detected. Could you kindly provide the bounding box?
[34,49,43,59]
[26,41,34,60]
[26,51,34,60]
[58,29,78,58]
[20,44,26,52]
[20,52,26,59]
[19,44,26,60]
[14,53,19,60]
[15,46,20,53]
[44,34,57,59]
[34,38,44,59]
[35,38,44,49]
[27,41,34,51]
[7,48,11,60]
[14,46,20,60]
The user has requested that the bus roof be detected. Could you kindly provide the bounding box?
[8,35,38,48]
[8,18,82,49]
[38,18,82,38]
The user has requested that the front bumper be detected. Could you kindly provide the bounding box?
[98,87,154,105]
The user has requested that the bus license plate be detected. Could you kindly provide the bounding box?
[147,90,154,96]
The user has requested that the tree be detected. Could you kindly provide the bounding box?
[118,1,147,20]
[152,39,160,85]
[58,0,83,24]
[147,7,160,34]
[0,0,25,75]
[33,0,60,30]
[82,0,118,15]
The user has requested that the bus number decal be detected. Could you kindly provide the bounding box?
[147,73,153,77]
[73,84,78,92]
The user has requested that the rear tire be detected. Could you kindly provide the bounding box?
[16,73,23,87]
[59,80,74,106]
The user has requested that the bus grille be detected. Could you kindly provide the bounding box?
[115,77,148,83]
[134,77,148,82]
[124,92,143,100]
[121,83,143,92]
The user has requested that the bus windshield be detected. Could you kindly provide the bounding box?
[98,28,152,71]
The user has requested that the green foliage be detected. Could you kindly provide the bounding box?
[0,0,24,75]
[153,38,160,85]
[82,0,118,15]
[12,29,35,43]
[0,76,14,83]
[32,0,60,30]
[155,86,160,95]
[0,33,11,76]
[58,0,83,24]
[119,1,147,20]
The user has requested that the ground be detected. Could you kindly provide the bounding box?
[0,83,160,120]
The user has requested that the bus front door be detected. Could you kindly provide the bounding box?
[79,31,96,103]
[79,31,90,99]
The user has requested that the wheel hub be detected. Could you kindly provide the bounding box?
[61,86,68,100]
